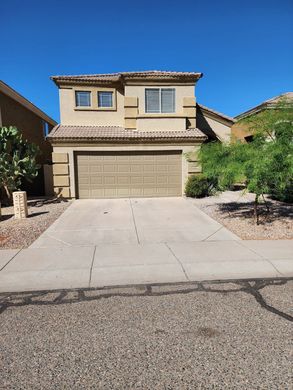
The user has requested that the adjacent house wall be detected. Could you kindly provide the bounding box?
[0,91,54,196]
[231,122,253,142]
[0,91,53,163]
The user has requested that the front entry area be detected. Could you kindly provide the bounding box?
[75,151,182,199]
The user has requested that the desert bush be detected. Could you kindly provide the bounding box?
[185,174,214,198]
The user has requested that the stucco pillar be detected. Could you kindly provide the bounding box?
[13,191,28,219]
[52,152,71,198]
[124,96,138,129]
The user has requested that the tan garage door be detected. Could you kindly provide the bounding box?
[75,151,182,198]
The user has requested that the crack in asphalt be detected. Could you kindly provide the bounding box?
[0,278,292,322]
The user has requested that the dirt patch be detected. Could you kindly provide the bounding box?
[190,191,293,240]
[0,198,71,249]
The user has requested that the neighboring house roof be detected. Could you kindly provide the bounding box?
[48,125,207,142]
[197,103,235,125]
[51,70,203,86]
[235,92,293,120]
[0,80,57,126]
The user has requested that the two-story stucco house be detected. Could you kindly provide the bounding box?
[48,71,234,199]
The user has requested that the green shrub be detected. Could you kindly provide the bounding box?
[185,174,213,198]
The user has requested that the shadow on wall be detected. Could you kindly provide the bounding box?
[196,106,219,142]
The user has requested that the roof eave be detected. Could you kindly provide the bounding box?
[197,104,235,125]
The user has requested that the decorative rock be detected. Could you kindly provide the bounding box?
[13,191,28,219]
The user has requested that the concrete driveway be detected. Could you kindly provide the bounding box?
[0,198,292,293]
[31,197,239,247]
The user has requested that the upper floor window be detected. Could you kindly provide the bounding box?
[75,91,91,107]
[145,88,175,113]
[98,91,113,108]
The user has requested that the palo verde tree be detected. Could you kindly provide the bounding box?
[0,126,40,202]
[199,98,293,224]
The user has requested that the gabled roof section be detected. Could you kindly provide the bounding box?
[0,80,57,126]
[47,125,207,143]
[197,103,235,125]
[51,70,203,87]
[235,92,293,120]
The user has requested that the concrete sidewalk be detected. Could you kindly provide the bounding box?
[0,240,292,293]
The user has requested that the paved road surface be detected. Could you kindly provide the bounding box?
[1,279,292,389]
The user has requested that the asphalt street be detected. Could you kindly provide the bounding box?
[1,279,292,389]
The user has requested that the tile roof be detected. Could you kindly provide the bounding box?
[235,92,293,120]
[48,125,207,142]
[51,71,203,85]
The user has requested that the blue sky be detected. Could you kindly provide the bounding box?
[1,0,292,122]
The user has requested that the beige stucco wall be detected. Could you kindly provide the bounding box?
[59,87,125,126]
[136,117,186,131]
[124,84,195,131]
[52,143,200,198]
[197,112,231,142]
[125,84,195,115]
[59,84,197,132]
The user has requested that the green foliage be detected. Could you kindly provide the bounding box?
[199,98,293,222]
[185,174,214,198]
[0,126,40,200]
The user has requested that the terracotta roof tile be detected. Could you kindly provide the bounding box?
[48,125,206,142]
[51,71,203,85]
[235,92,293,120]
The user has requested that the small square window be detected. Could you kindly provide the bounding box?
[98,91,113,108]
[75,91,91,107]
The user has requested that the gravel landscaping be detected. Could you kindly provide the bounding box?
[189,190,293,240]
[0,198,71,249]
[0,279,292,389]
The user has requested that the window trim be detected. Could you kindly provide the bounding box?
[145,88,176,114]
[73,87,117,111]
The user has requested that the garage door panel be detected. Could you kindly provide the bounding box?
[143,175,156,185]
[104,176,116,185]
[156,165,168,173]
[76,151,182,198]
[90,165,102,173]
[131,165,143,173]
[143,165,155,173]
[118,165,131,173]
[103,165,117,173]
[117,176,131,185]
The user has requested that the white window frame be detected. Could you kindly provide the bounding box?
[145,88,176,114]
